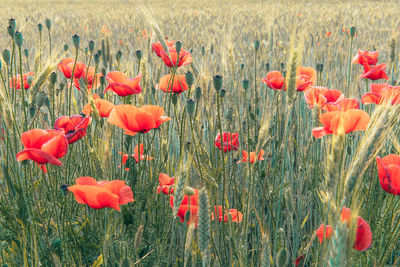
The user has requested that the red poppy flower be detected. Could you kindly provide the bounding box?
[316,224,333,243]
[360,63,388,80]
[152,41,192,68]
[157,173,175,195]
[9,72,34,89]
[58,58,86,79]
[16,129,68,167]
[326,31,331,37]
[158,74,188,94]
[376,154,400,195]
[151,40,175,57]
[73,67,102,91]
[108,105,171,136]
[340,207,372,251]
[82,94,115,117]
[304,87,344,109]
[54,115,91,144]
[362,83,400,105]
[262,71,285,90]
[68,176,134,211]
[133,143,154,162]
[104,71,142,96]
[118,151,130,171]
[352,50,379,66]
[237,150,265,164]
[295,255,304,266]
[170,189,199,225]
[312,109,370,138]
[215,132,239,152]
[296,66,316,91]
[322,98,360,112]
[212,206,243,223]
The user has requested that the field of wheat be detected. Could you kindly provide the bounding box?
[1,0,400,266]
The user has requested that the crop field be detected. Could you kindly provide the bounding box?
[1,0,400,266]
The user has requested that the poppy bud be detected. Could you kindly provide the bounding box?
[37,23,42,32]
[254,40,260,51]
[219,89,226,98]
[100,76,106,86]
[242,79,249,91]
[213,75,223,91]
[350,26,356,37]
[186,99,195,115]
[184,186,195,196]
[195,87,202,100]
[171,94,178,106]
[116,50,122,61]
[29,106,36,118]
[240,63,245,70]
[282,70,287,78]
[94,52,100,65]
[7,26,14,38]
[201,46,205,56]
[50,72,57,84]
[64,43,69,51]
[175,41,182,54]
[60,184,68,196]
[8,18,15,29]
[26,75,33,86]
[45,18,51,30]
[265,62,270,72]
[135,50,142,60]
[72,34,80,48]
[36,92,47,108]
[185,71,194,88]
[224,107,233,121]
[15,31,23,47]
[23,48,29,58]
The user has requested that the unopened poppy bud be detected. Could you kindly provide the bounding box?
[8,18,15,29]
[186,99,195,115]
[195,87,202,100]
[45,18,51,30]
[100,76,106,86]
[171,94,178,106]
[184,187,195,196]
[201,46,205,56]
[175,41,182,54]
[15,31,23,47]
[225,107,233,121]
[50,72,57,84]
[88,40,95,52]
[7,26,14,38]
[213,75,223,91]
[350,26,356,37]
[29,106,36,118]
[241,63,245,70]
[64,43,69,51]
[60,184,68,196]
[135,50,142,60]
[185,71,194,88]
[254,40,260,51]
[36,91,47,108]
[242,79,249,90]
[219,89,226,98]
[116,50,122,61]
[265,62,270,72]
[72,34,80,48]
[37,23,42,32]
[26,75,33,86]
[23,48,29,58]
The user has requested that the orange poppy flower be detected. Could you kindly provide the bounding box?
[262,71,285,90]
[158,74,188,94]
[304,87,344,109]
[169,189,199,225]
[152,41,192,68]
[54,115,91,144]
[10,72,34,89]
[104,71,142,96]
[73,67,102,91]
[322,98,360,112]
[118,151,130,171]
[352,50,379,66]
[68,176,134,211]
[133,143,154,162]
[58,58,86,79]
[376,154,400,195]
[316,224,333,243]
[212,206,243,223]
[16,129,68,167]
[151,40,175,57]
[360,63,388,80]
[296,66,316,91]
[326,31,331,37]
[82,94,115,118]
[108,105,171,136]
[312,109,370,138]
[157,173,175,195]
[215,132,239,152]
[340,207,372,251]
[237,150,265,164]
[362,83,400,105]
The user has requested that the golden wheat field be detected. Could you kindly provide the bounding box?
[1,0,400,266]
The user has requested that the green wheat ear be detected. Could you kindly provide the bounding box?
[328,221,348,267]
[198,188,211,267]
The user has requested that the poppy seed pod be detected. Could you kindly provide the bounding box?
[94,53,100,65]
[7,26,15,38]
[45,18,51,30]
[116,50,122,61]
[242,79,249,90]
[135,50,142,60]
[213,75,223,91]
[254,40,260,51]
[50,72,57,84]
[225,107,233,121]
[186,99,195,115]
[185,71,194,88]
[195,87,202,100]
[36,91,47,108]
[175,41,182,54]
[3,49,10,64]
[72,34,80,48]
[64,43,69,51]
[171,94,178,106]
[15,31,23,47]
[8,18,15,29]
[23,48,29,58]
[219,89,226,98]
[350,26,356,37]
[265,62,270,72]
[37,23,42,32]
[88,40,95,52]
